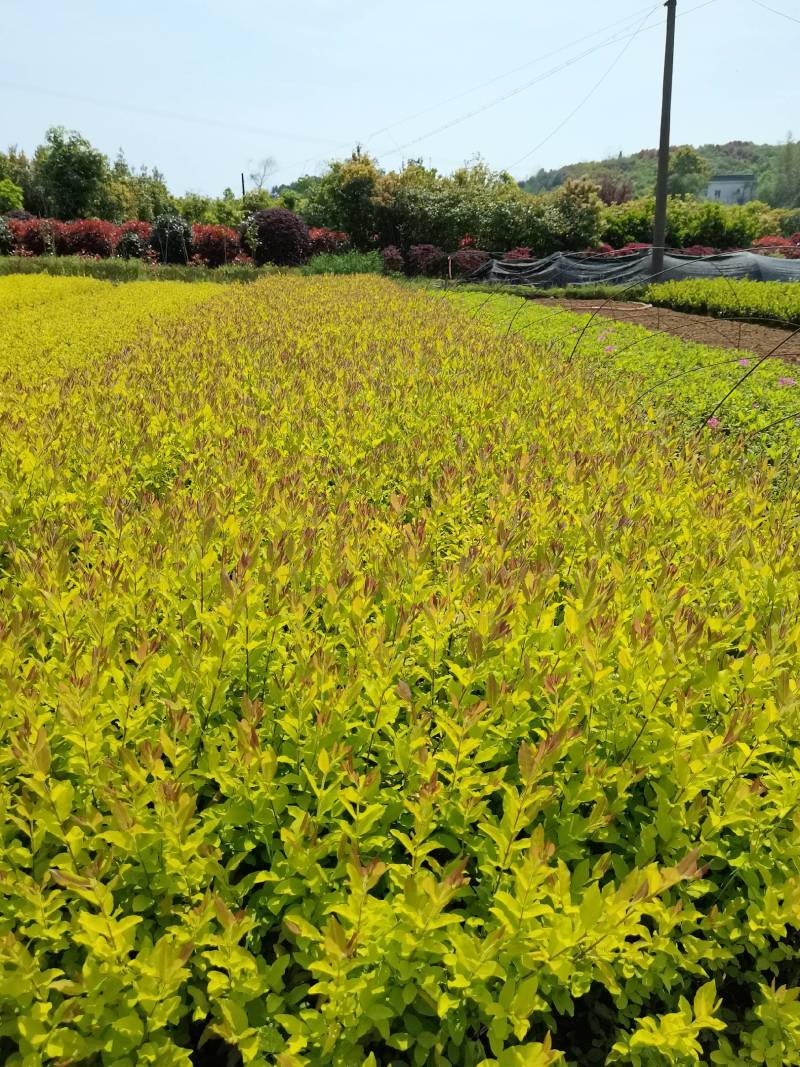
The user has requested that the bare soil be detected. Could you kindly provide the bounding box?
[540,299,800,364]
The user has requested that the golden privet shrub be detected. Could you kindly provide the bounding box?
[1,276,799,1066]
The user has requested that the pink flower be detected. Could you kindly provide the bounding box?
[604,345,616,352]
[778,377,796,387]
[706,417,721,429]
[738,358,750,367]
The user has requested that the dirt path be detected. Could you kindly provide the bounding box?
[539,299,800,364]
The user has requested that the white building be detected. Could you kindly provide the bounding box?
[706,174,757,205]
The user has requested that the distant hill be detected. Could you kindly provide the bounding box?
[520,141,782,202]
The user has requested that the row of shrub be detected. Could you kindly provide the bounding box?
[7,205,799,278]
[380,232,800,279]
[0,210,351,268]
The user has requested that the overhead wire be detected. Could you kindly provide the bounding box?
[505,0,722,177]
[369,20,666,163]
[506,3,661,173]
[368,0,722,166]
[750,0,800,25]
[272,2,671,180]
[362,2,663,146]
[0,79,343,147]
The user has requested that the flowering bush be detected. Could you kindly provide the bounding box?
[406,243,446,276]
[190,224,240,267]
[247,207,310,266]
[380,245,404,274]
[308,227,350,255]
[57,219,118,258]
[449,248,491,277]
[458,234,477,248]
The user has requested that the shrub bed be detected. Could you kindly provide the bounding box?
[2,276,800,1064]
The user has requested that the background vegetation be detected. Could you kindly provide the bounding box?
[3,131,797,262]
[520,139,800,208]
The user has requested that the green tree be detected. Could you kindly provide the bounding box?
[99,152,175,222]
[0,145,46,214]
[668,146,712,197]
[310,148,381,248]
[545,178,603,249]
[0,178,24,213]
[772,135,800,208]
[35,127,109,218]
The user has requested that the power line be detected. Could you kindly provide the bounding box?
[750,0,800,24]
[506,4,661,173]
[273,3,665,181]
[370,18,666,163]
[369,0,720,166]
[506,0,721,179]
[0,80,344,147]
[363,2,663,146]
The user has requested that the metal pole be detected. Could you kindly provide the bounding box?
[652,0,677,276]
[241,172,246,198]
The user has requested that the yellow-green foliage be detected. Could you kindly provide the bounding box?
[0,274,220,375]
[1,276,800,1066]
[645,277,800,327]
[451,290,800,458]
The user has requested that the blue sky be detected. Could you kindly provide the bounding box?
[1,0,797,195]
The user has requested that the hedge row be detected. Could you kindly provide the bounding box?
[0,212,350,268]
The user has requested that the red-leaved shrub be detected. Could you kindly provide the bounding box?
[119,220,152,242]
[449,248,491,277]
[752,235,800,258]
[380,246,404,274]
[191,224,240,267]
[407,244,445,277]
[754,235,793,248]
[458,235,477,249]
[9,218,64,256]
[308,227,350,255]
[248,208,310,266]
[605,242,652,258]
[57,219,118,258]
[681,245,717,257]
[116,221,152,260]
[503,247,533,261]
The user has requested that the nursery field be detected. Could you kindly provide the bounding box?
[454,290,800,459]
[2,275,800,1066]
[644,278,800,328]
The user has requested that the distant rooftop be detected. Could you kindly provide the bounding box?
[710,174,756,182]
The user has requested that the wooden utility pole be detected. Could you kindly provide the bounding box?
[241,172,246,198]
[652,0,677,276]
